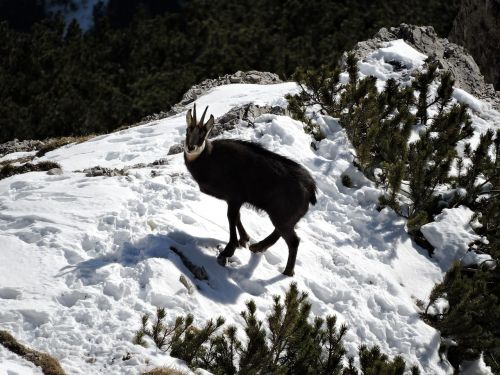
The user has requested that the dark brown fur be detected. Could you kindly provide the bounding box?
[185,122,316,276]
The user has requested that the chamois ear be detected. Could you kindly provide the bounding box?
[186,109,193,128]
[205,115,215,137]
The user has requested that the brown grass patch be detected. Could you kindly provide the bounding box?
[36,135,95,157]
[0,161,61,180]
[0,330,66,375]
[142,367,189,375]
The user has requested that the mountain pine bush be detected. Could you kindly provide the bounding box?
[287,54,488,232]
[287,57,499,373]
[134,283,419,374]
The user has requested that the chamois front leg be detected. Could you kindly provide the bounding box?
[217,201,241,265]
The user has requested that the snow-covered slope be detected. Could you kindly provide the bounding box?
[1,41,498,374]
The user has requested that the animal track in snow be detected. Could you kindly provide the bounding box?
[135,127,155,134]
[127,139,149,145]
[56,290,89,307]
[107,137,132,143]
[18,309,51,327]
[105,151,120,161]
[0,287,22,300]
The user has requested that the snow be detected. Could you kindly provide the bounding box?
[358,39,427,83]
[0,152,36,163]
[453,88,485,113]
[1,40,498,374]
[461,354,494,375]
[40,83,299,171]
[0,347,43,375]
[420,206,489,270]
[371,39,428,69]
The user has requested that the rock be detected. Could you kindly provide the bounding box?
[82,166,127,177]
[210,103,289,138]
[179,275,194,294]
[449,0,500,90]
[178,71,281,107]
[230,76,242,83]
[167,143,184,155]
[351,23,499,109]
[47,168,63,175]
[166,103,289,147]
[149,158,168,166]
[138,70,282,123]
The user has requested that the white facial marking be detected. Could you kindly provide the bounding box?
[184,141,206,161]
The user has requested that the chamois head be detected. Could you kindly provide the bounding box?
[185,104,215,157]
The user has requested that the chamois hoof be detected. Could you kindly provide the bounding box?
[217,255,228,267]
[282,269,295,277]
[249,242,266,253]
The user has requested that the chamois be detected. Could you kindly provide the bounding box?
[183,104,316,276]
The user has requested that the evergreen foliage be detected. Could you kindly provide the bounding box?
[425,158,499,373]
[134,283,417,374]
[287,58,499,373]
[287,56,484,231]
[0,0,459,142]
[425,260,500,373]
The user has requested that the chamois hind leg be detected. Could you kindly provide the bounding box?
[249,229,280,253]
[218,201,241,263]
[237,218,250,247]
[280,228,300,277]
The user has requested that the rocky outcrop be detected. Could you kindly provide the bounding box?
[351,24,499,107]
[209,103,288,138]
[141,70,282,122]
[449,0,500,91]
[167,103,288,155]
[178,70,282,106]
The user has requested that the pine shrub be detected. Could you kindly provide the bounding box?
[134,284,417,374]
[286,56,494,233]
[288,59,499,373]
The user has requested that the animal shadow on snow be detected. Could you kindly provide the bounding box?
[58,230,285,304]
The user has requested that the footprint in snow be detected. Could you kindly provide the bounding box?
[105,151,120,161]
[0,287,22,300]
[107,137,132,143]
[9,181,32,190]
[136,127,155,133]
[55,290,89,308]
[127,139,149,145]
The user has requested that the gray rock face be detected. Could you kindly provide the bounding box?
[351,24,499,107]
[449,0,500,90]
